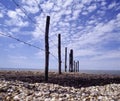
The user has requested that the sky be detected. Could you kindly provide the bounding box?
[0,0,120,70]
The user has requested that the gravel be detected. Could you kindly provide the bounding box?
[0,80,120,101]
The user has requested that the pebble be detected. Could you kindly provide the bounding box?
[0,80,120,101]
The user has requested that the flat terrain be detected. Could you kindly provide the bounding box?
[0,70,120,88]
[0,71,120,101]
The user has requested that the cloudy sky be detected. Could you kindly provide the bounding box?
[0,0,120,70]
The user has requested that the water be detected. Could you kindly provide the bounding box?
[0,68,120,75]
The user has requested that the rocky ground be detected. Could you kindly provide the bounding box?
[0,71,120,101]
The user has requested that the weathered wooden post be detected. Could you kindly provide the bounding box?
[45,16,50,81]
[69,52,71,72]
[65,47,67,72]
[74,60,76,72]
[58,34,62,74]
[77,61,79,72]
[76,62,78,72]
[70,49,73,72]
[69,49,73,72]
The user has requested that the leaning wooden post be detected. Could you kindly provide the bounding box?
[65,47,67,72]
[45,16,50,81]
[58,34,62,74]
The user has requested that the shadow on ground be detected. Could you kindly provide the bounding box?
[0,71,120,88]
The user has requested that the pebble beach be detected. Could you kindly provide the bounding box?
[0,71,120,101]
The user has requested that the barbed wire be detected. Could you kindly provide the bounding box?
[11,0,61,53]
[12,0,45,33]
[0,32,59,61]
[2,0,68,64]
[0,32,45,51]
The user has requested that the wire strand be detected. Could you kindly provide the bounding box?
[0,32,59,61]
[0,33,45,51]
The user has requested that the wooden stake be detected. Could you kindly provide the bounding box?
[69,49,73,72]
[58,34,61,74]
[74,60,76,72]
[65,47,67,72]
[76,62,77,72]
[77,61,79,72]
[69,53,71,72]
[45,16,50,81]
[70,49,73,72]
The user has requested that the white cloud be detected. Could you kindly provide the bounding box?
[6,9,29,27]
[9,55,27,60]
[108,2,116,9]
[87,4,97,12]
[117,13,120,19]
[101,1,106,6]
[35,51,45,59]
[9,44,16,49]
[7,10,17,18]
[63,0,73,8]
[91,50,120,60]
[0,0,120,70]
[41,1,54,11]
[0,12,3,18]
[5,18,29,27]
[22,0,39,14]
[81,11,88,15]
[11,28,20,32]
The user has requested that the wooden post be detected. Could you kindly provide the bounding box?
[58,34,61,74]
[69,49,73,72]
[69,52,71,72]
[74,60,76,72]
[76,61,78,72]
[70,49,73,72]
[45,16,50,81]
[65,47,67,72]
[77,61,79,72]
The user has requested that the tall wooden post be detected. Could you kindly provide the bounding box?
[65,47,67,72]
[70,49,73,72]
[69,49,73,72]
[58,34,61,74]
[45,16,50,81]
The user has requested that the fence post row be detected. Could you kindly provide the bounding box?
[45,16,50,81]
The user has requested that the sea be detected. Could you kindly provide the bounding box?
[0,68,120,76]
